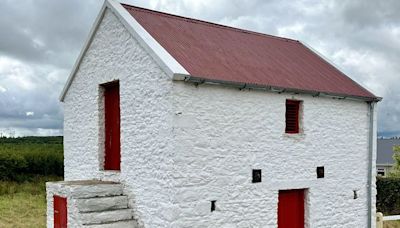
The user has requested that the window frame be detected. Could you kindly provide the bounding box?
[101,80,121,171]
[285,99,301,134]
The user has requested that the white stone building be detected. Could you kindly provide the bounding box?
[47,0,381,227]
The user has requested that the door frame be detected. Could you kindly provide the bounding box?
[278,188,307,228]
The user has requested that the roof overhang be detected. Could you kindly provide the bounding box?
[172,73,382,102]
[376,164,393,167]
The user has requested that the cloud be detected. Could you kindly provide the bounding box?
[0,0,399,136]
[0,0,102,69]
[0,0,102,136]
[0,56,64,135]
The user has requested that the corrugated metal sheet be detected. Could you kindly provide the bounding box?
[123,4,377,99]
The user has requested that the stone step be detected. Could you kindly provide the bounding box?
[81,209,133,225]
[77,195,128,212]
[82,219,138,228]
[69,182,123,198]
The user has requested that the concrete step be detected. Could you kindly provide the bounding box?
[69,182,123,198]
[82,219,138,228]
[77,195,128,212]
[81,209,133,225]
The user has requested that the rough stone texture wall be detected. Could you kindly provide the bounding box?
[171,82,372,228]
[63,9,174,227]
[61,6,375,228]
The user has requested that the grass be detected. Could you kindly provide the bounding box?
[0,176,62,228]
[0,138,63,181]
[385,220,400,228]
[0,136,63,227]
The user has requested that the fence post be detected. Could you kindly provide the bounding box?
[376,212,383,228]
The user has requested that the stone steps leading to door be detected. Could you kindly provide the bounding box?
[47,180,138,227]
[82,219,138,228]
[77,195,129,212]
[81,208,134,225]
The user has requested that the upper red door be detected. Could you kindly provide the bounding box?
[53,195,67,228]
[103,81,121,170]
[278,189,305,228]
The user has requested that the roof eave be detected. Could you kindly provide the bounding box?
[376,163,394,166]
[173,73,382,102]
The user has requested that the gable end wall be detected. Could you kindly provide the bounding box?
[62,8,174,227]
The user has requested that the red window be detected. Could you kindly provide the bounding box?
[285,100,300,134]
[54,195,67,228]
[278,189,305,228]
[103,81,121,170]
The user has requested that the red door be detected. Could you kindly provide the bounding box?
[53,195,67,228]
[278,189,304,228]
[103,81,121,170]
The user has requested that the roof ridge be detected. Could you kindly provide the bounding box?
[121,3,300,44]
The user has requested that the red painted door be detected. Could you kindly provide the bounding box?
[104,81,121,170]
[53,195,67,228]
[278,189,304,228]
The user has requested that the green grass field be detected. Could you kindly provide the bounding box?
[0,137,63,181]
[0,136,63,227]
[0,176,62,228]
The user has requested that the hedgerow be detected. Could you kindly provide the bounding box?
[376,177,400,215]
[0,141,63,181]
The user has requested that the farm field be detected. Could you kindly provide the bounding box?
[0,176,62,228]
[0,136,63,227]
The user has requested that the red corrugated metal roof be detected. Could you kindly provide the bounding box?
[122,4,377,99]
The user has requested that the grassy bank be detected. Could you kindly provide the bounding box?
[0,136,63,227]
[0,176,62,228]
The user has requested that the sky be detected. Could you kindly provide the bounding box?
[0,0,399,137]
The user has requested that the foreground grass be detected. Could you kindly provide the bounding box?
[0,192,46,228]
[385,220,400,228]
[0,176,62,228]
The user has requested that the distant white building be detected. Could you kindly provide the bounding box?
[376,139,400,177]
[47,0,381,227]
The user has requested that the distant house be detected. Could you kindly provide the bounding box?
[377,139,400,176]
[47,0,381,227]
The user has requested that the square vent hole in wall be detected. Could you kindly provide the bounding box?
[252,169,262,183]
[317,166,324,178]
[211,200,216,212]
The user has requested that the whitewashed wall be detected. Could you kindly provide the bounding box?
[61,6,375,228]
[63,9,175,227]
[170,82,372,228]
